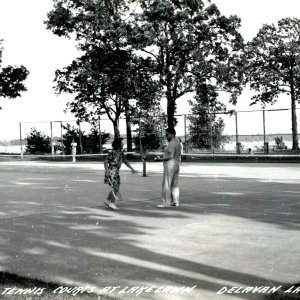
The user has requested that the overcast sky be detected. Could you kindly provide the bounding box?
[0,0,300,139]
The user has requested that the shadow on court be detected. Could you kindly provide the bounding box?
[0,161,299,300]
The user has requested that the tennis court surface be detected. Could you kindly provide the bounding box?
[0,160,299,300]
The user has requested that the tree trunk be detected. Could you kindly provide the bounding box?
[291,91,299,152]
[113,120,120,139]
[125,102,132,151]
[167,93,176,128]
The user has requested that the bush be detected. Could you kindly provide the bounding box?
[25,128,51,154]
[62,124,110,154]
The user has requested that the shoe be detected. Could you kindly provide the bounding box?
[104,200,119,210]
[157,204,170,208]
[171,203,179,207]
[104,199,111,208]
[110,203,119,210]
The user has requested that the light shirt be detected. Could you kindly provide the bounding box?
[71,142,77,154]
[163,138,181,166]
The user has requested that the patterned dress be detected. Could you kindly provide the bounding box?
[104,150,125,191]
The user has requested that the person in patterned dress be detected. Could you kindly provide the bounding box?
[104,137,138,210]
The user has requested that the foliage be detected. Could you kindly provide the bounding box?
[62,123,110,154]
[45,0,244,134]
[25,128,51,154]
[46,0,160,138]
[0,40,29,106]
[130,0,245,127]
[188,83,229,150]
[133,105,167,151]
[245,18,300,149]
[54,50,160,137]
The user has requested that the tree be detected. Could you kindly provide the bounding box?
[130,0,244,127]
[0,39,29,106]
[245,18,300,150]
[54,49,159,138]
[188,83,229,150]
[62,123,110,154]
[46,0,160,141]
[25,128,51,154]
[133,104,167,151]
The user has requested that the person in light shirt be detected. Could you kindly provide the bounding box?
[177,138,183,163]
[71,139,77,162]
[156,128,182,208]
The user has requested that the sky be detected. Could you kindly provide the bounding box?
[0,0,300,140]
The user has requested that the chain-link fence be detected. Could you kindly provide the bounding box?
[1,107,299,156]
[174,108,299,154]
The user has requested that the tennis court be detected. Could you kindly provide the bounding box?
[0,160,299,299]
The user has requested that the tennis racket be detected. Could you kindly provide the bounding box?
[105,175,123,201]
[111,187,123,201]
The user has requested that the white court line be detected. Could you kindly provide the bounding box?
[72,180,98,183]
[10,182,38,186]
[211,192,245,196]
[25,178,54,181]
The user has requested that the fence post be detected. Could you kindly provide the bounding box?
[235,112,240,154]
[60,121,65,157]
[98,116,102,154]
[184,114,187,153]
[19,122,23,159]
[78,121,83,154]
[50,121,54,156]
[263,110,266,146]
[263,110,269,154]
[209,112,214,154]
[138,112,147,177]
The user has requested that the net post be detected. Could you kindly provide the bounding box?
[142,153,147,177]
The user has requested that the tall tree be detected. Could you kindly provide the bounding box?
[54,49,159,138]
[130,0,244,127]
[245,18,300,150]
[132,103,167,151]
[46,0,159,141]
[0,39,29,107]
[188,83,229,150]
